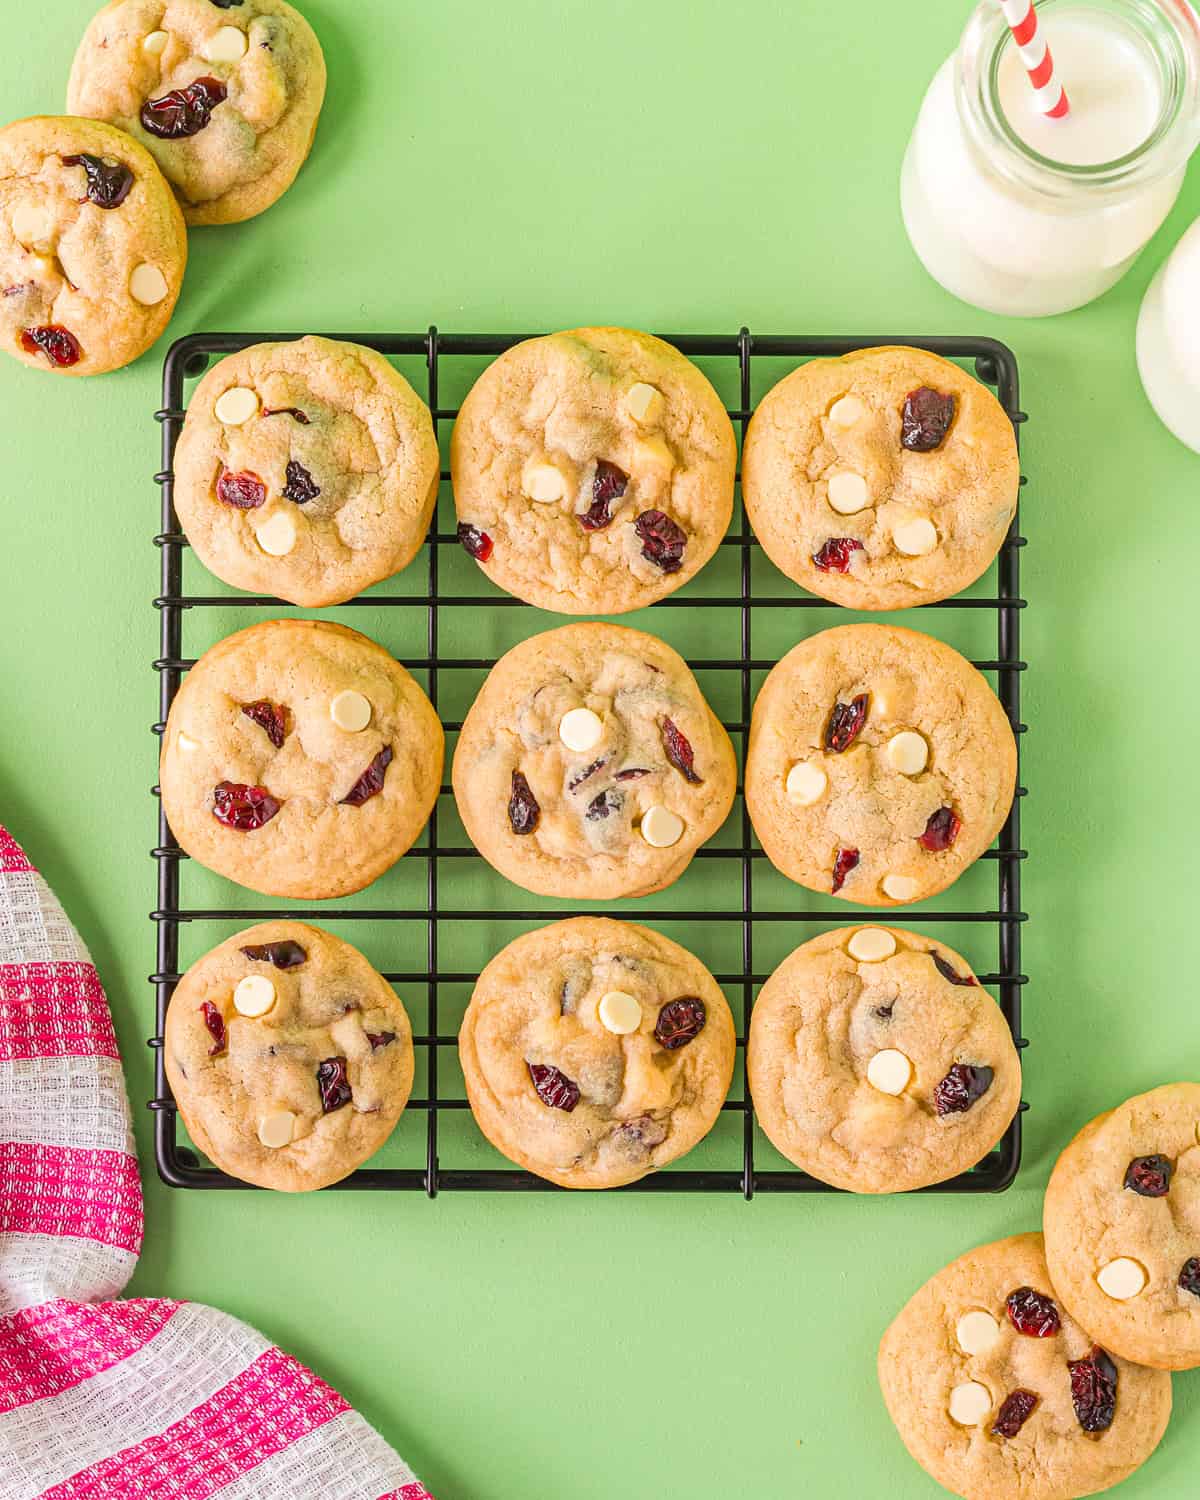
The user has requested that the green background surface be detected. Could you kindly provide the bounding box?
[2,1,1199,1495]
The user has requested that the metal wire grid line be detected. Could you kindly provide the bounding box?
[150,328,1029,1197]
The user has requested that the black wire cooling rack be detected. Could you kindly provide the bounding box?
[150,329,1029,1196]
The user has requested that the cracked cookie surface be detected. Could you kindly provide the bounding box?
[160,619,443,899]
[173,336,440,606]
[743,346,1019,609]
[166,921,413,1190]
[745,624,1016,906]
[453,623,736,900]
[68,0,326,225]
[451,327,736,614]
[458,917,734,1188]
[748,927,1020,1192]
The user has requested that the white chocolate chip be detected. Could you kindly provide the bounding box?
[255,511,297,557]
[827,471,870,515]
[948,1381,992,1427]
[129,262,169,306]
[867,1049,912,1096]
[893,517,939,556]
[598,990,642,1035]
[882,874,921,902]
[848,927,896,963]
[633,435,675,477]
[785,761,827,806]
[258,1110,296,1149]
[214,386,260,426]
[559,707,604,754]
[233,974,276,1018]
[829,395,867,430]
[885,730,928,776]
[329,690,372,733]
[177,731,200,753]
[956,1310,1001,1356]
[11,201,53,252]
[203,25,248,62]
[522,457,568,504]
[1097,1258,1148,1301]
[640,805,684,848]
[142,29,169,55]
[625,382,665,425]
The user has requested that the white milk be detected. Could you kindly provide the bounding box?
[901,2,1200,317]
[1137,215,1200,450]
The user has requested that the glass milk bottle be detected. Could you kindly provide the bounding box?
[1137,215,1200,449]
[901,0,1200,317]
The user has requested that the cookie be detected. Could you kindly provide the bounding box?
[160,619,443,899]
[67,0,326,225]
[165,922,413,1190]
[451,327,736,614]
[458,917,734,1189]
[745,624,1016,906]
[879,1233,1172,1500]
[0,115,185,376]
[747,927,1020,1192]
[172,336,440,607]
[1044,1083,1200,1371]
[743,346,1019,609]
[453,623,736,900]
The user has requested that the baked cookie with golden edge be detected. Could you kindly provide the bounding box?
[458,918,734,1189]
[743,346,1019,609]
[453,623,736,900]
[172,337,439,607]
[748,927,1019,1192]
[68,0,326,225]
[165,922,413,1190]
[0,116,185,376]
[160,619,442,899]
[1044,1082,1200,1371]
[879,1233,1171,1500]
[745,624,1016,906]
[451,327,736,614]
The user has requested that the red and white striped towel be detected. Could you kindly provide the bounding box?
[0,826,433,1499]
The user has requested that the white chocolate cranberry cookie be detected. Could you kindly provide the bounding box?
[451,327,736,613]
[165,922,413,1190]
[743,346,1019,609]
[879,1233,1172,1500]
[458,917,735,1189]
[452,623,736,900]
[172,337,439,607]
[748,927,1019,1192]
[0,116,185,376]
[160,620,442,899]
[745,624,1016,906]
[1044,1083,1200,1371]
[68,0,326,225]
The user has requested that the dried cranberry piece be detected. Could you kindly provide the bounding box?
[825,694,869,753]
[935,1063,994,1117]
[992,1389,1038,1440]
[366,1031,397,1051]
[586,788,622,821]
[282,460,320,504]
[581,460,628,531]
[20,325,82,368]
[212,781,280,831]
[216,469,267,509]
[61,153,134,209]
[316,1057,352,1113]
[508,770,540,834]
[930,951,978,987]
[662,717,703,784]
[1068,1347,1117,1433]
[634,510,686,573]
[457,522,493,561]
[901,387,957,452]
[615,767,650,781]
[654,997,706,1050]
[200,1001,227,1057]
[612,1115,668,1152]
[1179,1258,1200,1298]
[832,847,859,893]
[812,537,865,574]
[528,1061,579,1111]
[919,806,961,852]
[567,757,606,791]
[340,746,393,806]
[140,76,227,140]
[239,940,306,969]
[1124,1154,1172,1197]
[262,406,310,424]
[241,699,287,749]
[1005,1286,1061,1338]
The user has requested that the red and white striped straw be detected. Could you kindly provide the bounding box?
[997,0,1070,118]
